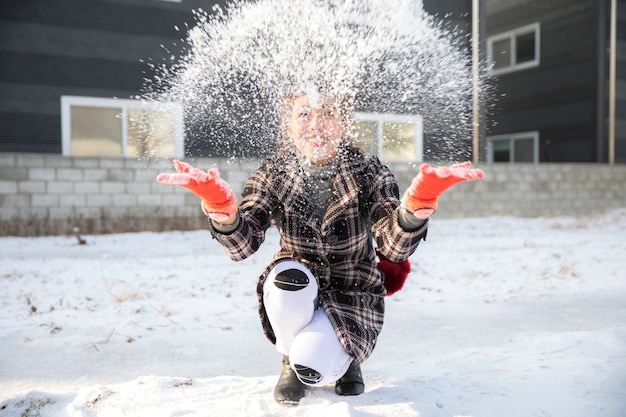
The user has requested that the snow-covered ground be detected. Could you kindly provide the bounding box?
[1,212,625,417]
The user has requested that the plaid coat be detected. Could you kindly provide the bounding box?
[208,144,428,363]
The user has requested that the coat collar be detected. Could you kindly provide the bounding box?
[320,145,366,234]
[273,143,367,235]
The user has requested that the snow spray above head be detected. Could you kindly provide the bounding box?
[143,0,484,160]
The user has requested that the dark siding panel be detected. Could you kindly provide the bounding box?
[0,51,148,92]
[0,82,132,114]
[494,100,594,132]
[617,141,626,163]
[486,0,600,162]
[0,21,181,63]
[493,64,595,112]
[0,0,191,38]
[0,0,207,154]
[0,112,61,153]
[423,0,472,28]
[542,135,595,162]
[618,60,626,79]
[486,0,594,32]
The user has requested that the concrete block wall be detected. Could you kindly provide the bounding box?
[419,163,626,218]
[1,152,625,236]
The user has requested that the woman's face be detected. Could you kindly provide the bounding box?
[287,94,344,166]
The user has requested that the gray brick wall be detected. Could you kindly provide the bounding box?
[1,153,625,236]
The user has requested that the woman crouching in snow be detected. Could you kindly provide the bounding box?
[156,91,483,405]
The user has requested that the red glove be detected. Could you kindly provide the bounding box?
[156,160,238,218]
[402,161,484,218]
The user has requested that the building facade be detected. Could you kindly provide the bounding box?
[1,0,624,162]
[0,0,208,154]
[484,0,626,163]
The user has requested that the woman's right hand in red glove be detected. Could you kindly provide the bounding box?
[156,160,238,225]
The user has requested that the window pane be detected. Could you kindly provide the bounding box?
[516,32,536,64]
[354,121,378,156]
[492,139,511,162]
[70,106,122,156]
[492,38,511,70]
[127,109,177,159]
[514,138,535,162]
[382,122,415,163]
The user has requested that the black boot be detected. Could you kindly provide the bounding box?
[335,361,364,396]
[274,356,305,405]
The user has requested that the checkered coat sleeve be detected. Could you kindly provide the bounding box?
[207,145,428,363]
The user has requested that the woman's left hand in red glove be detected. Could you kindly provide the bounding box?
[402,161,484,219]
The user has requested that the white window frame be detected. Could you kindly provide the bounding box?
[354,112,423,163]
[487,131,539,163]
[61,95,184,158]
[487,22,541,76]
